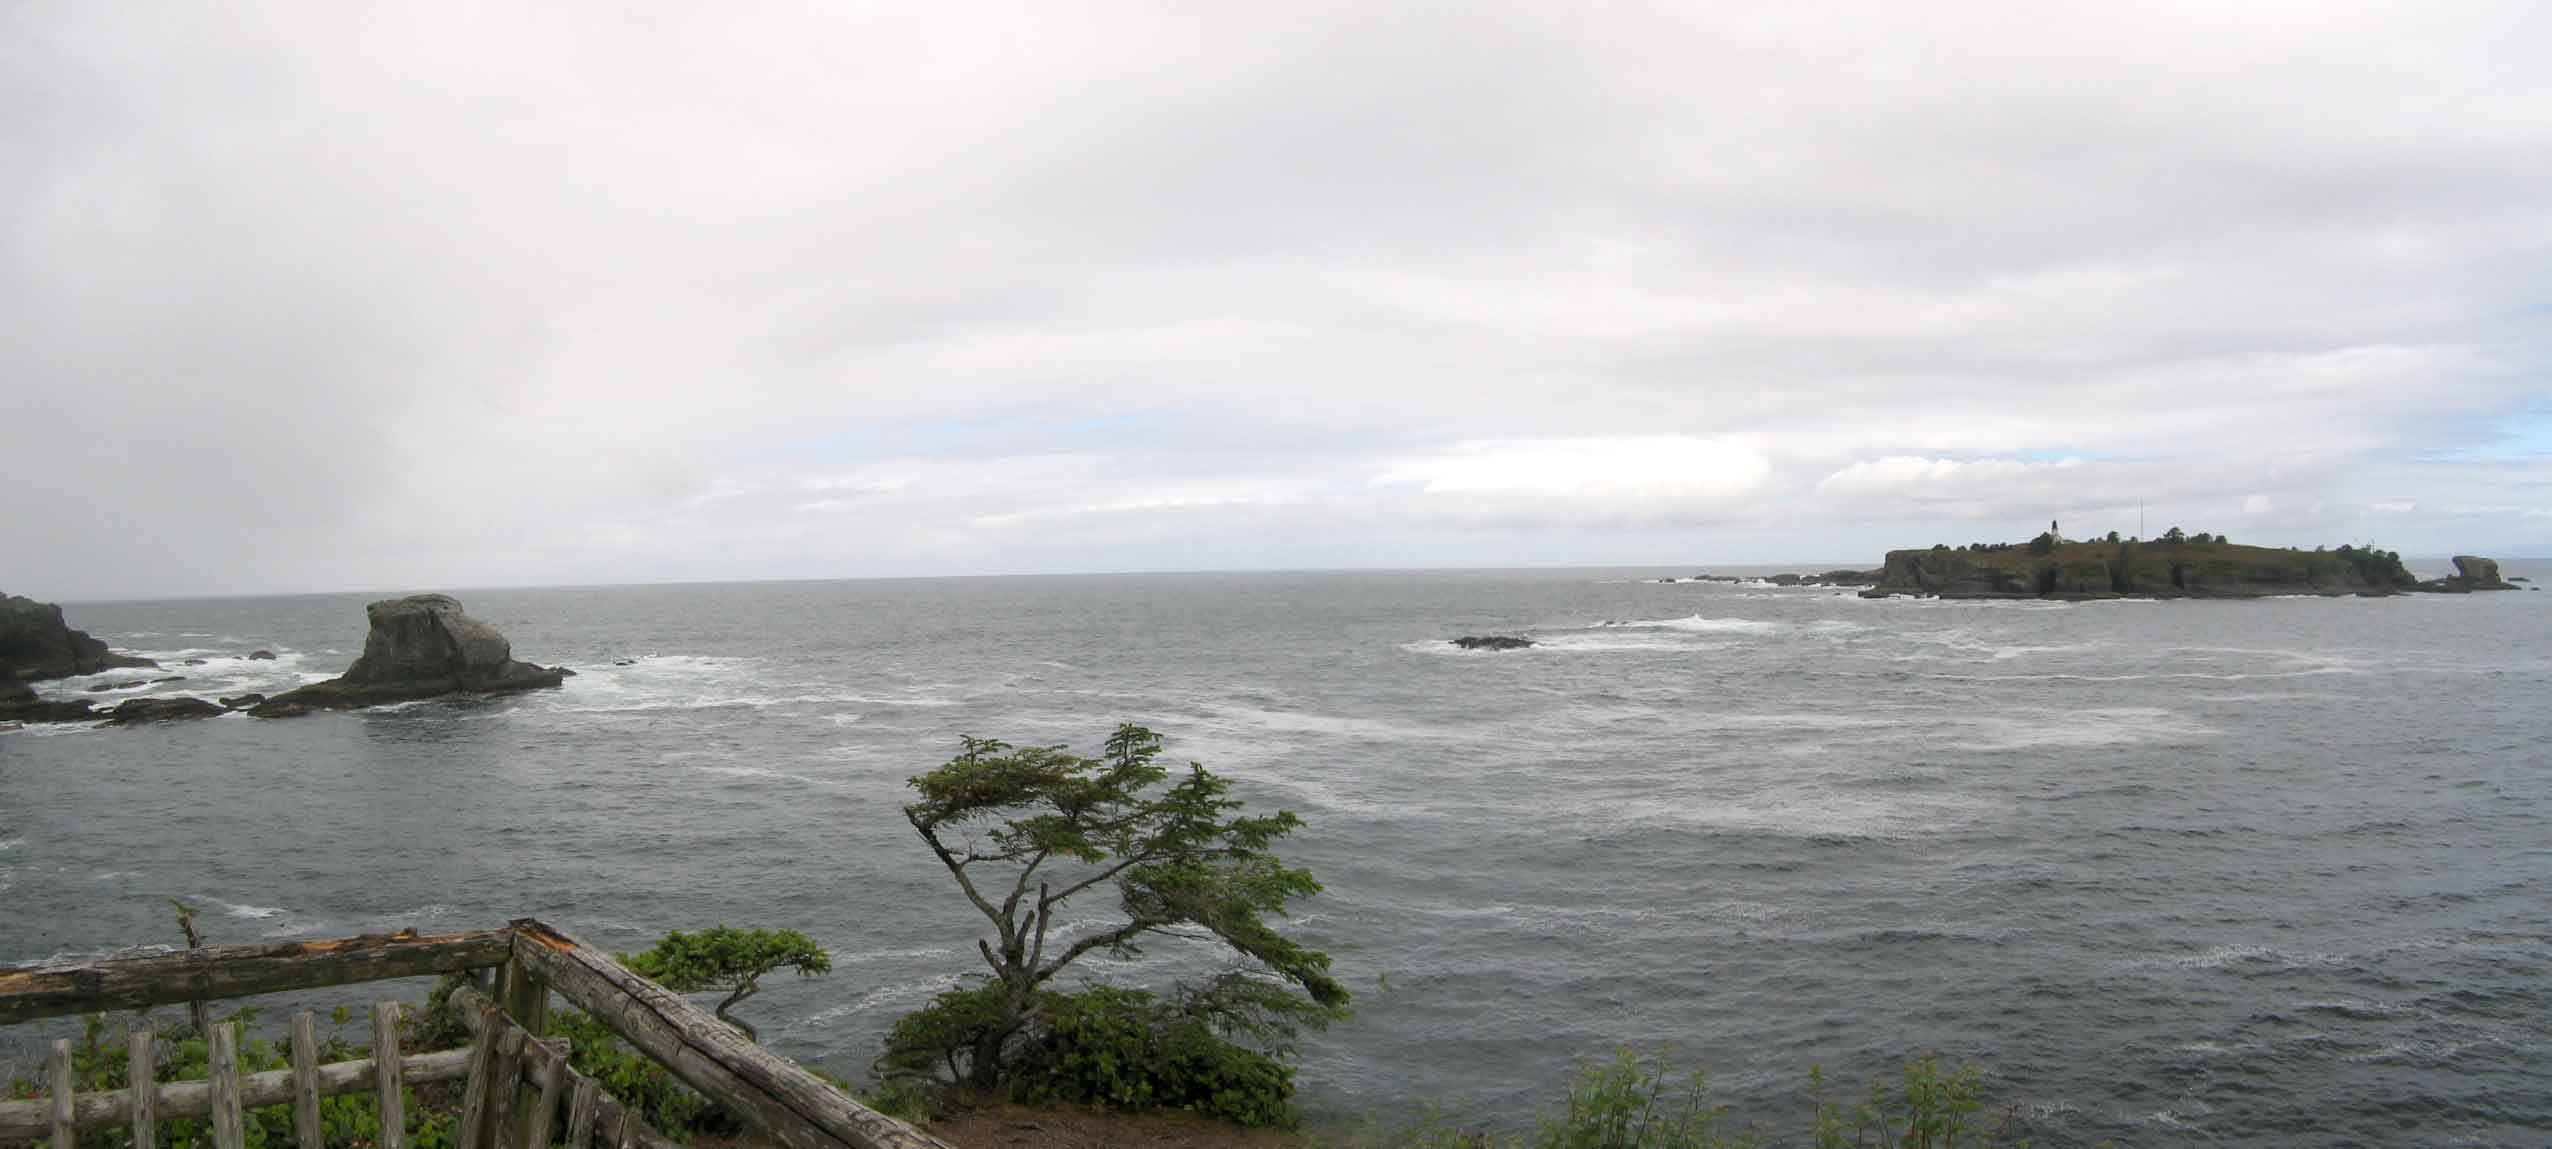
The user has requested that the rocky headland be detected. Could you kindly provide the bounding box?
[249,594,566,717]
[2,593,157,681]
[2,592,164,724]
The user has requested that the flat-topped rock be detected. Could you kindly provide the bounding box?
[250,594,565,717]
[1451,635,1535,651]
[2448,556,2514,590]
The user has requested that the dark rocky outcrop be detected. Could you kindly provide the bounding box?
[218,693,266,710]
[103,697,226,725]
[250,594,565,717]
[1451,635,1535,651]
[2,593,158,681]
[1,678,99,724]
[248,650,277,661]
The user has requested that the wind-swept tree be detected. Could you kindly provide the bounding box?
[627,926,831,1041]
[886,724,1346,1094]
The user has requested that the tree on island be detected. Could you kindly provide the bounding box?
[2163,526,2187,544]
[627,926,831,1042]
[880,724,1347,1122]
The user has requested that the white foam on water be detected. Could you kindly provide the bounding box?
[193,896,287,920]
[828,946,956,965]
[0,838,21,852]
[1622,785,1998,839]
[1207,703,1459,744]
[788,974,967,1032]
[1962,707,2216,751]
[692,764,844,787]
[1524,633,1739,654]
[1596,615,1781,634]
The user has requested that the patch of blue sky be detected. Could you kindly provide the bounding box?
[2420,399,2552,462]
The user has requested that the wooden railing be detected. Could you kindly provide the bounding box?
[0,920,948,1149]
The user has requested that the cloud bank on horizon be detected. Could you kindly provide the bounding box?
[5,2,2549,598]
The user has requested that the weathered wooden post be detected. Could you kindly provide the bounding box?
[208,1022,246,1149]
[457,1005,502,1149]
[488,1028,527,1149]
[290,1011,324,1149]
[128,1026,158,1149]
[374,1001,407,1149]
[47,1039,73,1149]
[489,943,551,1149]
[522,1038,570,1149]
[565,1077,600,1149]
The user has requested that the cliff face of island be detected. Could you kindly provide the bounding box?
[1,593,158,681]
[1861,538,2443,600]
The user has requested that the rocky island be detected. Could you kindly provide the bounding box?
[1843,525,2521,601]
[250,594,566,717]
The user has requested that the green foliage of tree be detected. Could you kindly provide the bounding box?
[626,926,831,1042]
[2026,533,2055,556]
[889,724,1346,1096]
[2162,526,2187,544]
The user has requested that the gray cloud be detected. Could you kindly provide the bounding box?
[6,1,2549,598]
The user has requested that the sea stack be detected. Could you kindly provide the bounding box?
[2447,556,2515,591]
[250,594,565,717]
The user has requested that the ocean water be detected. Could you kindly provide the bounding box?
[4,567,2549,1145]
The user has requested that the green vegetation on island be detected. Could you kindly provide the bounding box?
[1859,522,2515,600]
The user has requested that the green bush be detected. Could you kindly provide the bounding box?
[882,982,1300,1127]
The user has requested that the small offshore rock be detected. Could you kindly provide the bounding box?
[218,693,267,710]
[251,594,565,717]
[248,649,277,660]
[183,658,208,666]
[1451,635,1535,651]
[103,697,225,725]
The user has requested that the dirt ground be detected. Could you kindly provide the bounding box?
[928,1101,1316,1148]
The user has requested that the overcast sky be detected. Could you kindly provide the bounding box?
[7,2,2549,600]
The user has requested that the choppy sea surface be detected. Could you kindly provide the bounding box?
[5,566,2549,1145]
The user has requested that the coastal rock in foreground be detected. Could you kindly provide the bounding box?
[2,593,159,681]
[1451,635,1535,650]
[250,594,565,717]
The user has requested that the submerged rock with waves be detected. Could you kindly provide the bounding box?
[250,594,565,717]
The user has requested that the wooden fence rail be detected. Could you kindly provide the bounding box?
[0,920,948,1149]
[0,932,510,1027]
